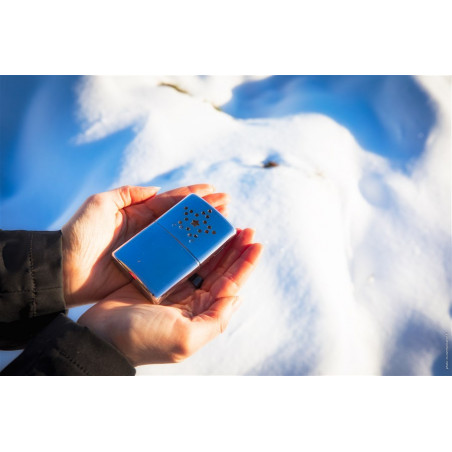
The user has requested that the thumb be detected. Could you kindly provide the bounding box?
[109,185,161,210]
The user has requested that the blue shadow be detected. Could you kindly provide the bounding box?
[0,75,439,230]
[1,75,47,198]
[222,75,437,171]
[0,76,135,229]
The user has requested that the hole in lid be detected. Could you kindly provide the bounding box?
[202,211,205,215]
[194,234,198,238]
[203,220,207,224]
[198,229,202,233]
[179,225,183,229]
[178,221,182,224]
[188,233,192,236]
[184,206,188,210]
[208,225,212,229]
[195,213,199,217]
[186,227,190,231]
[206,215,210,218]
[212,231,216,234]
[185,218,189,221]
[205,230,209,233]
[190,210,193,213]
[208,209,212,213]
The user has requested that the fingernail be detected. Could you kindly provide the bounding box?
[148,186,161,196]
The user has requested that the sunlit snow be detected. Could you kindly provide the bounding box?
[1,75,450,375]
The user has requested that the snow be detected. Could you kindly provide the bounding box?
[0,75,450,375]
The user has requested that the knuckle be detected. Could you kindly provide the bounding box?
[86,193,103,206]
[120,184,132,194]
[118,185,133,205]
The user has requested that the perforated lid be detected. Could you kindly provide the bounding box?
[156,193,236,263]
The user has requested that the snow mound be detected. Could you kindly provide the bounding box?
[71,76,451,375]
[1,76,449,375]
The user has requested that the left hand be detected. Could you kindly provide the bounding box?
[62,184,229,307]
[78,228,263,366]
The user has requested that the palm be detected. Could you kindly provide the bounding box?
[79,228,262,366]
[62,185,228,306]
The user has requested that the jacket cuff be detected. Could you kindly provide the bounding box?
[1,314,136,376]
[28,230,67,318]
[0,230,66,321]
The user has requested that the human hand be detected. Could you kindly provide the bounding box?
[78,228,263,366]
[62,184,229,307]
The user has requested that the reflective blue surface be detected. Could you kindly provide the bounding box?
[114,194,235,300]
[157,194,236,263]
[114,222,199,299]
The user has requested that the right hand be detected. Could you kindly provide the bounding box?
[61,184,229,307]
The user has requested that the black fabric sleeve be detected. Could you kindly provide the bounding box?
[0,313,136,376]
[0,230,66,349]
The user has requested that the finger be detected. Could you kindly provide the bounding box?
[141,184,216,221]
[201,192,229,217]
[188,229,241,290]
[122,184,218,233]
[163,230,238,303]
[196,228,242,278]
[201,229,255,291]
[107,185,161,210]
[189,296,240,349]
[202,193,230,208]
[216,205,228,216]
[210,243,263,299]
[158,233,259,305]
[216,229,255,275]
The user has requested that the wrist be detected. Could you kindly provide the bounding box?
[61,227,80,307]
[77,306,139,367]
[61,246,75,308]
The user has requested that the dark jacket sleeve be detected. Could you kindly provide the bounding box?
[0,230,135,375]
[1,313,135,376]
[0,230,66,349]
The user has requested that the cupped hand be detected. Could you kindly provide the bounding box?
[78,228,263,367]
[62,184,229,307]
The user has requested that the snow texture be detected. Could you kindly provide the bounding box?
[0,75,450,375]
